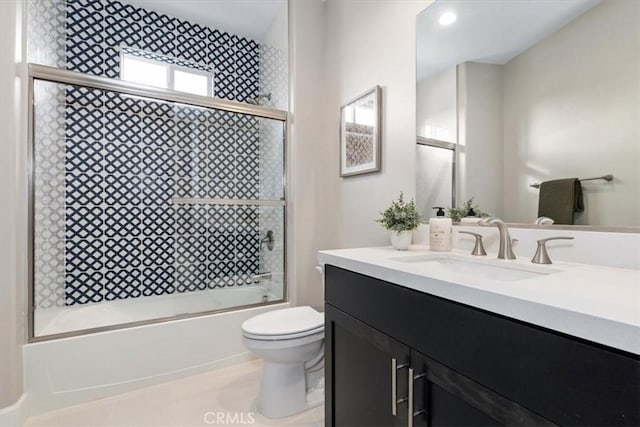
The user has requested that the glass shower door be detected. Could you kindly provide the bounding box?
[30,70,286,339]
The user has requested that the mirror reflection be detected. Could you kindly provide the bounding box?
[416,0,639,226]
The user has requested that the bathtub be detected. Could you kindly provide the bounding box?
[24,280,289,416]
[35,282,283,337]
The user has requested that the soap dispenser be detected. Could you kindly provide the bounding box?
[429,207,452,251]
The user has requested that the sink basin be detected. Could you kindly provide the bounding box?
[391,255,559,282]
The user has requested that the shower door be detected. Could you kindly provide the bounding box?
[30,66,287,340]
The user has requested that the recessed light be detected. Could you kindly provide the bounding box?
[438,11,457,26]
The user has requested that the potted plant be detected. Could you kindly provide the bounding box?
[447,197,490,223]
[376,192,422,250]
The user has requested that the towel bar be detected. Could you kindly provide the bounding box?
[530,174,613,189]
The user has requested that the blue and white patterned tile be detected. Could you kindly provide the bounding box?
[65,105,105,141]
[234,76,259,103]
[235,155,259,181]
[174,120,209,151]
[142,175,175,206]
[235,206,259,233]
[104,110,142,143]
[207,125,236,152]
[104,90,144,114]
[142,205,176,236]
[235,233,260,260]
[65,139,103,175]
[175,205,209,235]
[142,145,175,177]
[104,205,142,237]
[104,174,142,205]
[235,180,259,200]
[176,263,208,292]
[208,205,236,234]
[104,142,142,175]
[104,0,143,21]
[207,260,236,288]
[65,172,104,205]
[235,47,259,79]
[207,233,236,263]
[143,236,175,267]
[104,237,143,269]
[175,33,209,65]
[207,152,237,181]
[65,86,104,108]
[236,129,260,155]
[140,24,176,57]
[213,72,236,100]
[104,14,142,48]
[66,40,104,75]
[65,238,104,272]
[208,28,233,47]
[102,46,122,78]
[65,270,104,305]
[208,109,237,128]
[142,115,176,147]
[142,266,175,296]
[104,269,143,300]
[67,0,105,13]
[143,100,175,118]
[66,3,103,45]
[208,180,236,199]
[141,9,176,31]
[65,205,104,240]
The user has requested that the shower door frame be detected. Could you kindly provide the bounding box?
[27,63,290,342]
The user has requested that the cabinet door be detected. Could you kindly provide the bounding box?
[326,304,411,427]
[409,350,556,427]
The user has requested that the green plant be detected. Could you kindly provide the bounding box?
[446,197,490,222]
[376,192,422,232]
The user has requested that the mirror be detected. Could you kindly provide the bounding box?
[416,0,639,227]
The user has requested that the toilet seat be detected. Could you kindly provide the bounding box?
[243,325,324,341]
[242,306,324,341]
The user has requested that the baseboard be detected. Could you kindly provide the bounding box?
[0,394,28,427]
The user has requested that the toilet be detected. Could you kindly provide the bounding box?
[242,306,325,418]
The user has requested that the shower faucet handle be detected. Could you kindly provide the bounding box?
[531,236,574,264]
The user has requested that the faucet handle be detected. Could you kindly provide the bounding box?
[458,231,487,256]
[531,236,575,264]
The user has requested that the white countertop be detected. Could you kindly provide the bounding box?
[318,246,640,355]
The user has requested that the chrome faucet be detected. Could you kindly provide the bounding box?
[478,217,516,260]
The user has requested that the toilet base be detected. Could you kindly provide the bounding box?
[257,361,324,418]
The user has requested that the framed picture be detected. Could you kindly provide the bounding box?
[340,86,382,177]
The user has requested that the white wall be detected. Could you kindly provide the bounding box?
[0,0,26,411]
[325,0,431,248]
[416,67,456,142]
[458,62,504,218]
[502,0,640,225]
[288,0,336,309]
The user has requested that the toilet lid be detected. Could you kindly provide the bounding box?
[242,306,324,337]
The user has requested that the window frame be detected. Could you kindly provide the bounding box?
[119,49,213,97]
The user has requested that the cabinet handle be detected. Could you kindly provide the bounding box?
[408,368,427,427]
[392,358,408,416]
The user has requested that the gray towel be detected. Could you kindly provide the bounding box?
[537,178,584,225]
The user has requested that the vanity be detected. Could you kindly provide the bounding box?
[319,247,640,426]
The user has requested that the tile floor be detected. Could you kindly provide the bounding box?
[25,359,324,427]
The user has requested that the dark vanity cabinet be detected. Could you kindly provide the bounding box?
[324,265,640,427]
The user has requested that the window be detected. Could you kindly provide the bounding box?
[120,51,212,96]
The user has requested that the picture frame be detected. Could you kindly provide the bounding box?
[340,85,382,177]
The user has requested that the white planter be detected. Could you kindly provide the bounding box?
[389,230,413,250]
